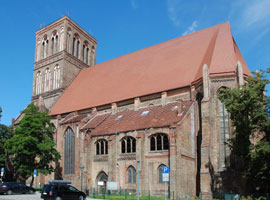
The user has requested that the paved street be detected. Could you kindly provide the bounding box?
[0,193,41,200]
[0,193,95,200]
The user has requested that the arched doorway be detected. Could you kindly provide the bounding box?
[96,171,108,194]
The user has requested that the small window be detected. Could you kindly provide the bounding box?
[96,139,108,155]
[121,137,136,154]
[150,133,169,151]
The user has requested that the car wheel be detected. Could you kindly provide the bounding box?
[7,190,12,195]
[55,197,62,200]
[79,196,85,200]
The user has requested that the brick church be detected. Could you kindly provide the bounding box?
[20,16,251,198]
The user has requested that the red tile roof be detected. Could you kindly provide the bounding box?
[83,101,192,136]
[61,113,88,125]
[50,22,250,115]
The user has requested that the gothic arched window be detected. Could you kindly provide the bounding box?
[82,44,85,62]
[91,46,95,66]
[76,40,80,58]
[127,166,136,184]
[218,89,231,168]
[36,71,42,94]
[44,68,51,92]
[96,139,108,155]
[121,137,136,154]
[150,133,169,151]
[64,128,75,174]
[86,48,89,65]
[53,65,60,89]
[158,164,165,183]
[72,37,75,56]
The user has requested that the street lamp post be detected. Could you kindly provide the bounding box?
[80,165,84,191]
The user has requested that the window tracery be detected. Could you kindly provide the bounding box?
[150,133,169,151]
[127,166,136,184]
[64,128,75,174]
[96,139,108,155]
[121,137,136,154]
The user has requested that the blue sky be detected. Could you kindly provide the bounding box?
[0,0,269,125]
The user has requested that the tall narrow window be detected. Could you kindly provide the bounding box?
[51,37,54,54]
[157,135,162,150]
[150,137,155,151]
[72,38,75,56]
[163,135,169,150]
[218,97,230,168]
[53,65,60,89]
[86,48,89,65]
[66,28,71,53]
[91,46,95,66]
[76,40,80,58]
[82,45,85,62]
[158,165,165,183]
[44,68,51,92]
[45,40,49,58]
[101,140,104,154]
[55,35,58,53]
[42,42,45,58]
[127,138,131,153]
[121,140,126,153]
[64,128,75,174]
[36,71,42,94]
[127,166,136,184]
[96,142,100,155]
[132,139,136,153]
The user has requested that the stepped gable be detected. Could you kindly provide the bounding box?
[83,101,192,136]
[50,22,250,115]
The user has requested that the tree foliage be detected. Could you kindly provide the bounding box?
[0,124,13,169]
[4,103,60,183]
[218,70,270,192]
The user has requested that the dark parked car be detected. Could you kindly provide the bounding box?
[0,182,35,195]
[41,180,86,200]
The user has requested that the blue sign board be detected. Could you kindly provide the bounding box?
[162,166,169,174]
[1,168,4,173]
[34,169,37,175]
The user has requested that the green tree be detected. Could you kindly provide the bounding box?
[0,124,13,169]
[218,70,270,193]
[4,103,60,185]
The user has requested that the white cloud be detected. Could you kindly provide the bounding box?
[237,0,270,28]
[182,20,198,36]
[167,0,182,27]
[131,0,138,9]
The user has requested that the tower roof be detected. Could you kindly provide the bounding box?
[50,22,250,115]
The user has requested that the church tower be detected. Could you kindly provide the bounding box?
[32,16,97,110]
